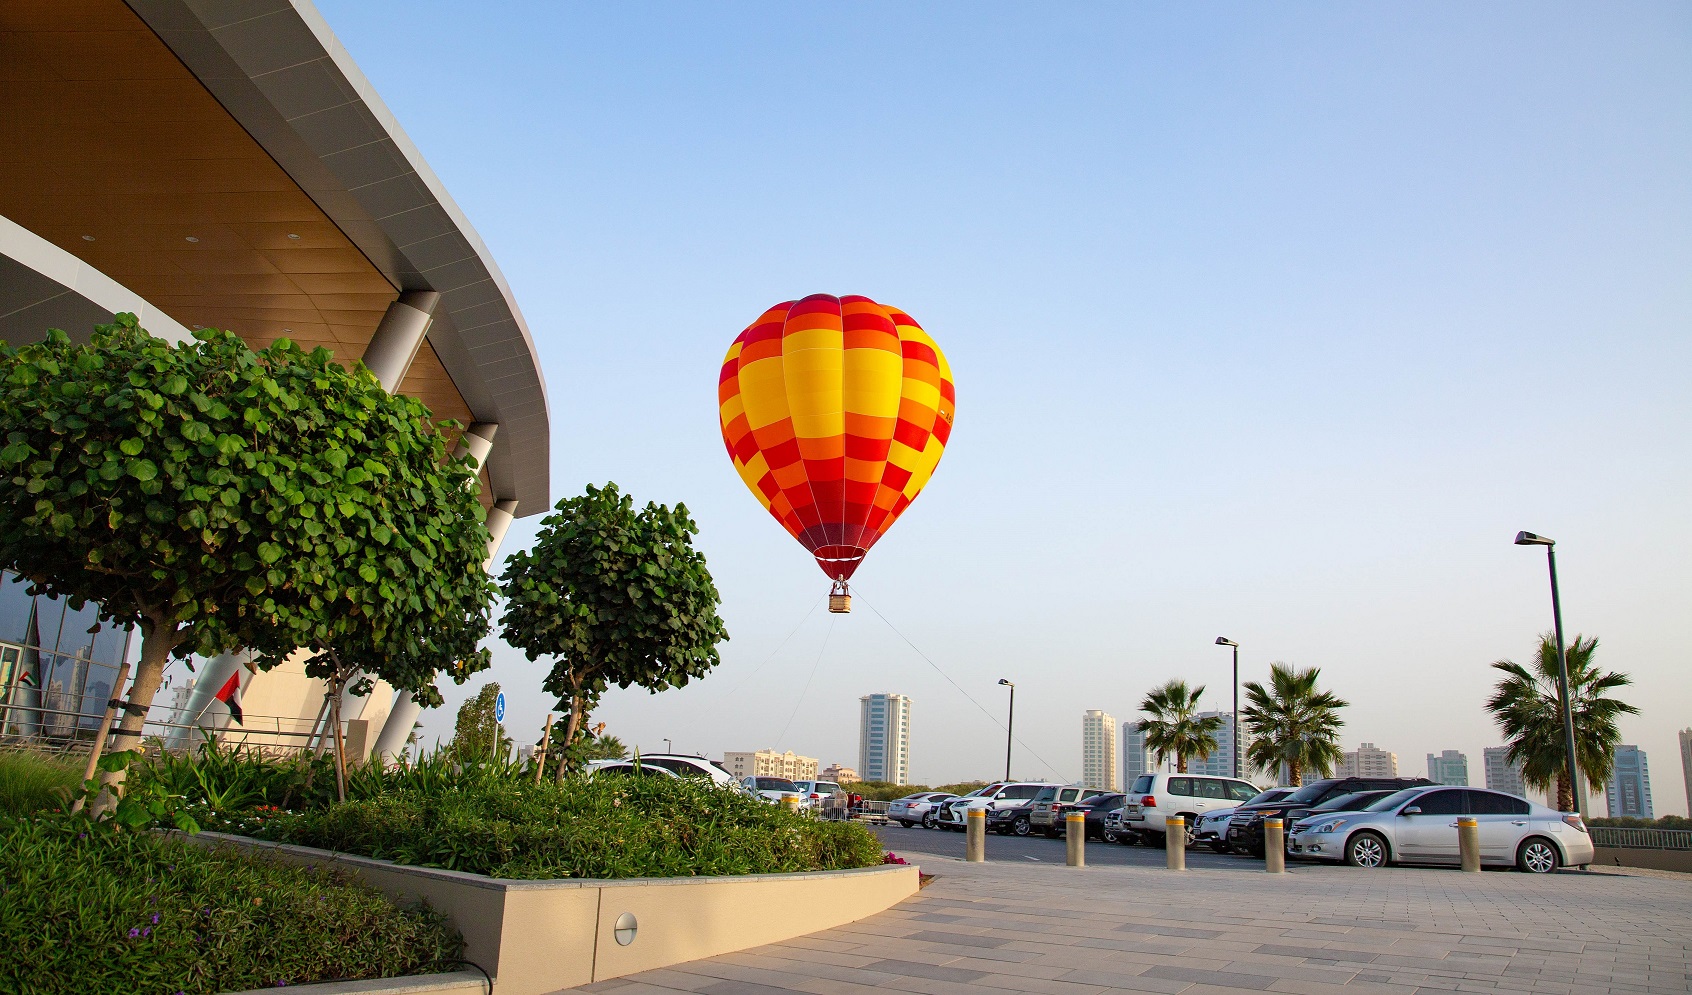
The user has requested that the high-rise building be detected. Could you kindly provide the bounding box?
[1122,720,1168,785]
[1605,745,1654,819]
[1484,746,1528,798]
[1081,710,1118,790]
[859,693,912,785]
[1186,711,1246,780]
[1427,750,1469,786]
[1678,729,1691,819]
[1339,743,1398,778]
[722,750,819,781]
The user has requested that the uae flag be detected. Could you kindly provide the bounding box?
[214,671,244,725]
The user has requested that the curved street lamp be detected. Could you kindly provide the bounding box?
[1515,531,1583,817]
[998,679,1015,782]
[1215,637,1240,779]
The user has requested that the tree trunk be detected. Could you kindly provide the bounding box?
[100,613,181,794]
[1287,761,1302,787]
[1555,771,1574,813]
[1176,755,1187,774]
[553,695,583,784]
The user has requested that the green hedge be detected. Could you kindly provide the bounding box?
[0,812,461,995]
[234,767,885,879]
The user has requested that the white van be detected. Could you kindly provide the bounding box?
[1119,772,1262,847]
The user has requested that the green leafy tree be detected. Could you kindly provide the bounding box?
[499,482,729,781]
[1486,633,1635,812]
[0,316,494,786]
[1240,663,1348,785]
[578,732,628,762]
[448,683,512,763]
[1136,679,1224,773]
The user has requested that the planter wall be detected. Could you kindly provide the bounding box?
[187,833,918,995]
[223,970,489,995]
[1592,845,1692,874]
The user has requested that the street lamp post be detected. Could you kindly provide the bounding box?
[1514,531,1583,818]
[663,738,672,754]
[998,679,1015,782]
[1215,637,1240,779]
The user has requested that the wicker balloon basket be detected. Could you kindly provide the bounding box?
[828,578,851,614]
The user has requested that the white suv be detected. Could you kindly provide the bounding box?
[585,754,740,788]
[1119,772,1262,847]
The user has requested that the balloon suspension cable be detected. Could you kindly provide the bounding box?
[828,576,852,614]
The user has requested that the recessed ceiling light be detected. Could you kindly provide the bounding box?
[185,236,199,243]
[287,233,300,240]
[81,235,95,241]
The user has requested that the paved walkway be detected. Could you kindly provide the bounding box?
[578,849,1691,995]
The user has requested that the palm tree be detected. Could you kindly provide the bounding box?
[1137,680,1225,773]
[1486,633,1636,812]
[1240,663,1347,786]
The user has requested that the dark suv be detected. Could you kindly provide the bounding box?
[1226,777,1433,856]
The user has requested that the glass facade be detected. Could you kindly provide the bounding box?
[0,570,133,742]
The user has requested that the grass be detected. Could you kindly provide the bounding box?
[0,749,82,817]
[0,811,462,995]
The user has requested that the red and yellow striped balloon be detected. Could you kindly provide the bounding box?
[718,294,955,582]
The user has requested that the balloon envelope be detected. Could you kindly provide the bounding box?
[718,294,955,581]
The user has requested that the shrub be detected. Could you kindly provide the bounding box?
[0,812,461,995]
[0,749,81,817]
[243,765,885,879]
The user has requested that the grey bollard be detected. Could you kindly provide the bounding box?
[1066,811,1085,867]
[1458,817,1481,872]
[1166,816,1185,870]
[781,795,800,814]
[1265,818,1286,873]
[966,808,986,862]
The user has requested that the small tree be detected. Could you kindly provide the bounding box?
[447,682,512,763]
[1240,663,1348,785]
[499,483,729,781]
[0,316,494,787]
[1137,679,1224,773]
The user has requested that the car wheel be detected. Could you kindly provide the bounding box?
[1345,831,1389,868]
[1151,831,1168,849]
[897,820,913,828]
[1516,837,1560,874]
[1102,830,1120,844]
[1209,842,1231,854]
[1178,816,1199,848]
[921,813,938,830]
[1012,815,1032,836]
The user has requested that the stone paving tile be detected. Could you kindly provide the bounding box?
[576,851,1692,995]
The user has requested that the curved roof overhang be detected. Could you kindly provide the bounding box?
[0,0,549,514]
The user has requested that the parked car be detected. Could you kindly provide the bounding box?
[936,783,1009,831]
[1280,789,1397,848]
[740,775,805,806]
[792,780,844,812]
[1058,791,1126,841]
[1031,783,1109,836]
[587,760,680,779]
[887,791,958,828]
[984,782,1065,836]
[1287,785,1592,872]
[1118,773,1263,848]
[586,754,739,788]
[1228,777,1433,857]
[1192,788,1295,852]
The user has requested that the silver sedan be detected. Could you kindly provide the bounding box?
[1288,784,1594,873]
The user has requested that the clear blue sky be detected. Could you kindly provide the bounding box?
[317,2,1692,810]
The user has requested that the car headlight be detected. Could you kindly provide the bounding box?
[1313,818,1350,834]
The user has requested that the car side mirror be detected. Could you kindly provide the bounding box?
[1401,806,1421,816]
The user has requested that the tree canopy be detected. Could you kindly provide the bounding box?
[1136,679,1224,774]
[0,316,495,763]
[1487,633,1635,812]
[498,482,728,779]
[1240,663,1348,786]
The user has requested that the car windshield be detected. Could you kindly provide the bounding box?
[755,778,799,791]
[1246,788,1293,806]
[1034,787,1058,802]
[1313,790,1390,813]
[1365,787,1428,812]
[1131,775,1154,794]
[1081,794,1123,808]
[1281,781,1341,805]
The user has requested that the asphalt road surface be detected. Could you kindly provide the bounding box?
[871,823,1262,870]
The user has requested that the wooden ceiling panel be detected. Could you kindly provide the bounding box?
[0,0,474,439]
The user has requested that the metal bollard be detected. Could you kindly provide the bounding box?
[1458,817,1481,872]
[966,808,986,862]
[1066,811,1085,867]
[780,795,800,814]
[1165,817,1185,870]
[1264,818,1286,873]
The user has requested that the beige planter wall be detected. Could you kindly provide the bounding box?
[188,833,919,995]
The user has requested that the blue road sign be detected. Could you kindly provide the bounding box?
[494,691,506,722]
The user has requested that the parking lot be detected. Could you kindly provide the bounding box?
[874,823,1255,869]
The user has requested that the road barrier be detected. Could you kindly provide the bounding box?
[966,809,986,862]
[1264,818,1285,873]
[1066,812,1085,867]
[780,796,799,814]
[1458,817,1481,872]
[1165,817,1185,870]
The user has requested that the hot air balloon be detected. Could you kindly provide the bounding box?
[718,294,955,612]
